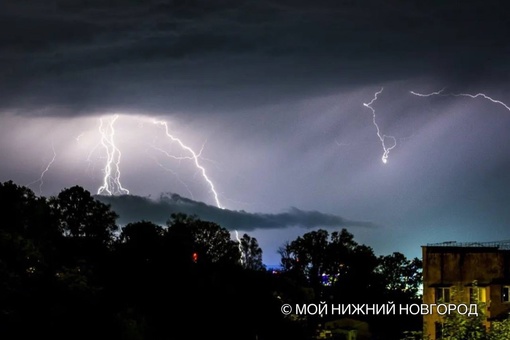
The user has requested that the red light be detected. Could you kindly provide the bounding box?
[192,252,198,263]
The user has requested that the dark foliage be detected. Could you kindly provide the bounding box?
[0,180,422,340]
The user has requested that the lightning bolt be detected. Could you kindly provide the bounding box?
[151,119,245,264]
[27,142,57,196]
[235,230,247,265]
[97,115,129,196]
[152,119,221,208]
[363,88,397,164]
[410,89,510,112]
[409,88,446,97]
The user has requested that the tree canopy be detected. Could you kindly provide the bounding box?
[278,228,423,339]
[0,180,427,340]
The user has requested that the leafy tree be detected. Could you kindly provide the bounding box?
[279,228,425,339]
[116,220,165,271]
[371,252,424,339]
[119,220,164,250]
[323,228,359,281]
[440,282,487,339]
[0,181,61,337]
[0,180,59,238]
[0,181,53,274]
[376,252,423,300]
[488,319,510,340]
[47,186,120,330]
[334,242,379,296]
[240,233,265,271]
[278,240,306,283]
[49,185,119,244]
[279,228,379,294]
[279,229,330,287]
[433,281,510,340]
[165,213,240,266]
[0,182,120,340]
[1,182,302,340]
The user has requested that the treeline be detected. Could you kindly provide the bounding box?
[0,180,423,340]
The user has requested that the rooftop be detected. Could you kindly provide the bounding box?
[426,240,510,250]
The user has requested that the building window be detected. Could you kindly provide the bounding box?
[436,287,451,303]
[470,287,486,304]
[435,322,444,340]
[502,286,510,302]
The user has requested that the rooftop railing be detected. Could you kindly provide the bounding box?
[426,240,510,250]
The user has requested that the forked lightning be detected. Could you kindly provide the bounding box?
[151,119,245,264]
[410,89,510,113]
[152,119,222,208]
[27,142,57,196]
[363,88,397,164]
[97,115,130,195]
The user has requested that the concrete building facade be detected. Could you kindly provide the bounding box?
[422,241,510,339]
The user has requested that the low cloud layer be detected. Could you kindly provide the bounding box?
[95,192,377,231]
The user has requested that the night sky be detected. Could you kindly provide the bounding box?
[2,0,510,266]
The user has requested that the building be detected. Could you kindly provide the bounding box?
[315,318,370,340]
[422,241,510,339]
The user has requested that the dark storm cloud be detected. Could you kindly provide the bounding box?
[1,0,509,115]
[95,192,377,231]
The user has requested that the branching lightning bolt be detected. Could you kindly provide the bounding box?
[27,142,57,196]
[410,89,510,113]
[363,88,397,164]
[152,119,221,208]
[97,115,129,196]
[235,230,246,265]
[152,119,245,264]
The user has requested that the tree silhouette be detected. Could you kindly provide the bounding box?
[116,220,164,274]
[0,181,62,338]
[0,180,427,340]
[376,251,423,300]
[279,228,379,294]
[119,220,164,252]
[49,185,118,244]
[240,233,265,271]
[278,228,424,339]
[166,213,240,266]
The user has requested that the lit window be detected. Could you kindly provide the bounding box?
[436,287,451,303]
[502,286,510,302]
[470,287,486,303]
